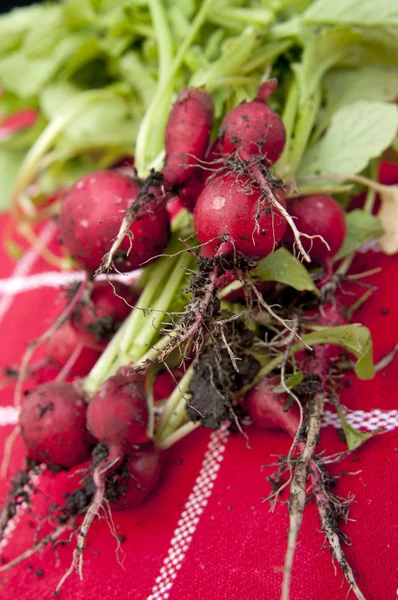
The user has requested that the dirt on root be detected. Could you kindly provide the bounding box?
[186,322,259,429]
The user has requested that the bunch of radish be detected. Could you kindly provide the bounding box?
[0,79,374,600]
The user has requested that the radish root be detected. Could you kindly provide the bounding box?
[281,392,324,600]
[0,521,72,573]
[56,465,105,593]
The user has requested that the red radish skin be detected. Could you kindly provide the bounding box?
[178,168,208,212]
[59,171,170,272]
[71,282,136,351]
[219,101,286,164]
[163,88,214,189]
[45,321,101,376]
[285,195,347,262]
[199,244,274,301]
[246,377,299,437]
[153,369,183,401]
[19,382,93,469]
[0,109,38,140]
[86,374,149,455]
[194,173,287,258]
[109,446,162,511]
[255,79,278,104]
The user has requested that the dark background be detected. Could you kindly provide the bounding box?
[1,1,39,13]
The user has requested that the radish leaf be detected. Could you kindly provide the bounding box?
[336,405,381,451]
[299,101,398,176]
[298,324,374,380]
[251,247,320,295]
[335,210,384,259]
[302,0,398,27]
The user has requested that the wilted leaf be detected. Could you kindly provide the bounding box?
[377,185,398,254]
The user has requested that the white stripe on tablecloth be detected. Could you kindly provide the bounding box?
[1,407,397,431]
[146,424,230,600]
[0,269,140,296]
[0,221,57,322]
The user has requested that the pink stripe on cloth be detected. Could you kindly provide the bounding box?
[0,222,57,322]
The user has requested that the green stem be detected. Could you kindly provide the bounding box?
[158,421,200,449]
[83,239,189,394]
[363,159,379,213]
[134,332,174,366]
[210,7,273,26]
[83,319,131,395]
[190,27,257,88]
[145,368,157,439]
[274,76,298,178]
[288,86,321,179]
[119,247,183,355]
[135,0,214,176]
[241,40,293,75]
[149,0,174,87]
[156,368,194,434]
[127,250,194,360]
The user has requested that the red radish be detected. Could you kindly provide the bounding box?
[178,169,208,212]
[218,100,286,164]
[0,109,38,140]
[246,377,299,437]
[19,382,93,469]
[108,445,162,510]
[153,369,182,401]
[199,244,274,301]
[59,171,170,272]
[194,173,287,258]
[45,321,101,376]
[301,302,348,374]
[112,155,136,178]
[167,195,184,220]
[285,195,346,262]
[71,282,136,351]
[255,79,278,104]
[86,374,149,457]
[163,88,214,189]
[112,155,135,170]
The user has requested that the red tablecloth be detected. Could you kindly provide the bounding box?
[0,205,397,600]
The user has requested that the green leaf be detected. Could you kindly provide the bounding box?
[64,0,97,28]
[293,28,362,103]
[0,149,25,211]
[336,405,380,451]
[40,82,81,120]
[0,5,44,54]
[251,247,320,295]
[0,36,81,98]
[117,52,157,105]
[299,101,398,176]
[22,5,65,58]
[302,0,398,27]
[321,65,398,129]
[298,324,374,380]
[340,27,398,67]
[273,371,303,393]
[64,37,105,79]
[61,95,138,148]
[335,210,384,259]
